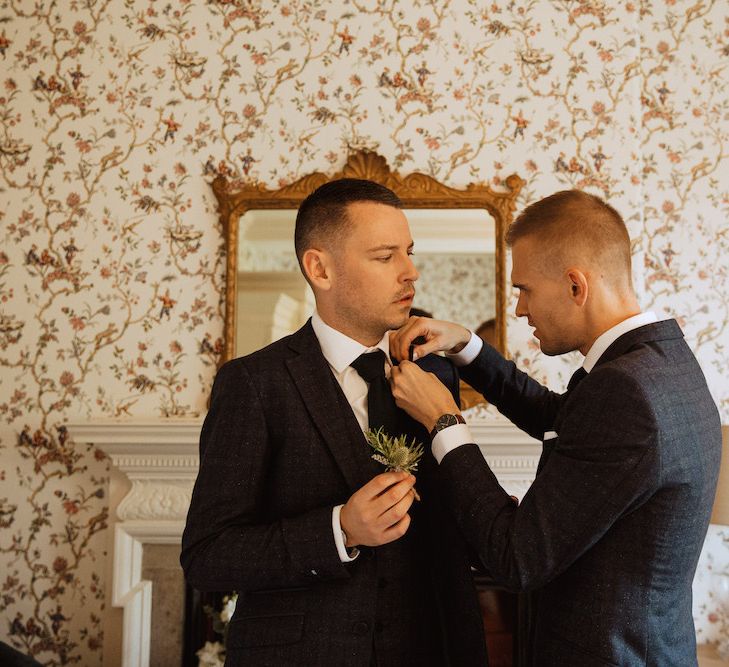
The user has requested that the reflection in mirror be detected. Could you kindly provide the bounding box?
[235,209,496,359]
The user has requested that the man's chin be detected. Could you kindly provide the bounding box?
[387,312,411,331]
[539,341,576,356]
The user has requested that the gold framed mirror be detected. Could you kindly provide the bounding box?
[212,150,523,409]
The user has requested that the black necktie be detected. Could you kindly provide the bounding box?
[567,367,588,392]
[350,349,400,435]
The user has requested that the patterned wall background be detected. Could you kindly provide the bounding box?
[0,0,727,663]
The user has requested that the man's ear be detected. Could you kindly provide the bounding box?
[301,248,332,291]
[566,268,588,306]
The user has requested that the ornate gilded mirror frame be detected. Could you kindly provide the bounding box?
[212,150,524,407]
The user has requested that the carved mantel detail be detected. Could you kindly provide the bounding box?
[68,419,202,522]
[117,479,194,522]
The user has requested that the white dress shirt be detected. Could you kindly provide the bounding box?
[432,311,659,463]
[311,311,394,562]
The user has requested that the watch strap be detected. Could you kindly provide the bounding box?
[429,413,465,440]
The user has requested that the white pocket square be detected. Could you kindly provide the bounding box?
[543,430,558,440]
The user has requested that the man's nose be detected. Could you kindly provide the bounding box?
[514,293,527,318]
[403,255,419,282]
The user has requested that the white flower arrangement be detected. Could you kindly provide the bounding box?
[197,592,238,667]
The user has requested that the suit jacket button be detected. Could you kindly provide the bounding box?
[378,577,387,589]
[353,621,370,636]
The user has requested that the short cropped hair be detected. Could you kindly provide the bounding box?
[507,190,633,291]
[294,178,402,272]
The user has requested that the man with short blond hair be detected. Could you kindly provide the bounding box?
[390,189,721,666]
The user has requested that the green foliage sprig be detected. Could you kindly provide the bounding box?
[365,427,424,500]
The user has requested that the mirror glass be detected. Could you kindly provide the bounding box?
[235,208,496,358]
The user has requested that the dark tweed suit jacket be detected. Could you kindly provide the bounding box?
[439,319,721,666]
[181,320,487,667]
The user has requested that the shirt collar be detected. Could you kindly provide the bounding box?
[582,311,658,372]
[311,311,392,374]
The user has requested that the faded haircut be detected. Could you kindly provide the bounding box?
[294,178,402,278]
[507,190,633,292]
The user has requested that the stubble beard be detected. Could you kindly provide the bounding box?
[539,335,579,357]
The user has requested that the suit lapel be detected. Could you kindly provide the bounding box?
[286,321,377,492]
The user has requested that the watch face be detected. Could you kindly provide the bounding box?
[437,414,458,430]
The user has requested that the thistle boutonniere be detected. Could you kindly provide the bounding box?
[365,427,424,501]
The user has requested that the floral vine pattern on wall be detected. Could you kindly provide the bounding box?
[0,0,726,663]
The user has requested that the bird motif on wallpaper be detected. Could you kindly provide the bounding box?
[0,139,31,156]
[519,48,554,66]
[168,224,203,245]
[0,314,24,333]
[173,50,207,69]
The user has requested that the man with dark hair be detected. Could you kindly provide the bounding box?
[390,189,721,666]
[182,179,488,666]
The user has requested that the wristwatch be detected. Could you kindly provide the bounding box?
[429,413,466,440]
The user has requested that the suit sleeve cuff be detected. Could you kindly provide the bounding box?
[332,504,359,563]
[446,331,483,366]
[431,423,474,464]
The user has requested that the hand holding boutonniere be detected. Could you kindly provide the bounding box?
[365,427,424,501]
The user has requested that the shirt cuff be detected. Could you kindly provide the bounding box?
[431,423,474,464]
[332,504,359,563]
[446,331,483,367]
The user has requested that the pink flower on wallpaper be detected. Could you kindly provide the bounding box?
[63,500,80,515]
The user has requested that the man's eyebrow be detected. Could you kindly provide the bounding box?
[367,242,415,252]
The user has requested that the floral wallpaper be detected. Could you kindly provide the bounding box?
[695,526,729,649]
[0,0,727,663]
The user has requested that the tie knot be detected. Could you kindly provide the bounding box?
[351,349,388,382]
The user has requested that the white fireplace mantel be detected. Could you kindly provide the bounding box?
[68,409,540,667]
[67,418,204,667]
